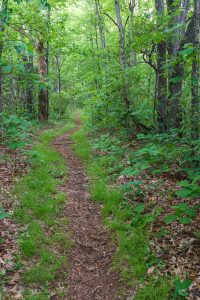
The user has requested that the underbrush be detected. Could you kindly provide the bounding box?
[71,125,200,300]
[14,123,74,299]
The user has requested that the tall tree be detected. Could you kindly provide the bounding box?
[129,0,136,66]
[114,0,130,125]
[0,0,8,113]
[37,39,48,120]
[24,53,34,115]
[55,54,62,116]
[95,0,106,50]
[155,0,168,131]
[191,0,200,138]
[167,0,191,129]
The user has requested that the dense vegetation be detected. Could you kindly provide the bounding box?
[0,0,199,299]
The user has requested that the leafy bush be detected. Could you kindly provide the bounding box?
[176,173,200,198]
[0,114,31,151]
[165,203,199,224]
[172,278,192,299]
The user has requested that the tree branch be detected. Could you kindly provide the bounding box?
[103,13,119,28]
[141,42,157,71]
[124,16,130,30]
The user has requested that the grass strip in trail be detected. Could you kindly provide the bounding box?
[14,123,74,299]
[71,125,172,300]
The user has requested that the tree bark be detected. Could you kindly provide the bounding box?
[191,0,200,138]
[0,42,3,114]
[22,53,34,115]
[129,0,136,66]
[114,0,130,125]
[155,0,168,131]
[115,0,126,68]
[0,0,8,113]
[167,0,191,129]
[37,40,48,121]
[95,0,108,78]
[95,0,106,50]
[26,55,34,115]
[55,55,62,116]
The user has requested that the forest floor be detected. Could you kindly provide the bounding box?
[53,123,124,300]
[0,120,126,299]
[0,116,200,300]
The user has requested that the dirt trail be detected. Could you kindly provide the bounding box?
[53,125,124,300]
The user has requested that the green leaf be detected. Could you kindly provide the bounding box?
[0,212,9,220]
[179,217,192,224]
[178,180,190,187]
[175,189,192,198]
[144,215,155,223]
[121,167,140,176]
[179,290,188,297]
[172,203,189,211]
[134,203,145,214]
[170,76,183,83]
[179,48,194,56]
[164,214,177,224]
[180,279,192,290]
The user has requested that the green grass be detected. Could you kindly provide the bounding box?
[14,122,74,299]
[135,279,171,300]
[71,125,172,299]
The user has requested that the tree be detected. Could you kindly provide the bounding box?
[129,0,136,66]
[166,0,191,129]
[191,0,200,138]
[37,39,48,120]
[155,0,168,131]
[114,0,130,126]
[0,0,8,113]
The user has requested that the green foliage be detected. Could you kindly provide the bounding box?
[134,278,171,300]
[71,128,90,161]
[165,203,199,225]
[0,207,9,220]
[132,205,163,227]
[172,278,192,300]
[176,173,200,198]
[0,114,31,150]
[14,122,74,297]
[72,127,156,286]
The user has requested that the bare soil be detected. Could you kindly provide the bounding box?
[53,126,124,300]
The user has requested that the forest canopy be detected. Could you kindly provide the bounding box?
[0,0,199,136]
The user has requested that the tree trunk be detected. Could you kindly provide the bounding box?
[37,40,48,121]
[167,0,191,129]
[0,42,3,114]
[114,0,130,125]
[6,30,13,111]
[26,55,34,115]
[22,53,34,115]
[191,0,200,138]
[155,0,168,131]
[115,0,126,68]
[95,0,106,50]
[55,55,62,116]
[46,6,50,119]
[129,0,136,66]
[0,0,8,114]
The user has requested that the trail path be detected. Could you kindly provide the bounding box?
[53,124,123,300]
